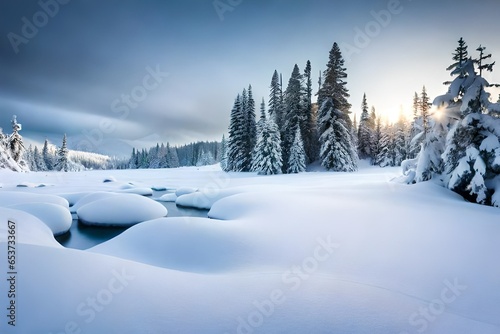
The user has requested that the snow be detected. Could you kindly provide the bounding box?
[175,187,198,197]
[6,202,72,236]
[156,192,177,202]
[77,193,168,226]
[0,191,69,208]
[70,191,118,213]
[117,187,153,196]
[0,165,499,333]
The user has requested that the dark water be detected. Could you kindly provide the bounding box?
[55,198,208,250]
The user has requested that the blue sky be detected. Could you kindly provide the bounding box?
[1,0,499,156]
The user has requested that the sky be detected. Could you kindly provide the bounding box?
[1,0,499,157]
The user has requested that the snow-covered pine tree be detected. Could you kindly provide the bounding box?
[42,139,55,170]
[282,64,305,172]
[444,37,469,87]
[251,118,282,175]
[368,106,378,163]
[351,113,358,154]
[256,98,267,134]
[376,121,396,167]
[219,134,228,171]
[287,127,306,173]
[372,115,383,164]
[26,145,36,171]
[56,134,70,172]
[441,47,500,206]
[357,93,372,160]
[167,144,180,168]
[394,110,408,166]
[269,70,283,130]
[303,60,318,163]
[34,146,47,171]
[413,85,447,182]
[226,95,246,172]
[8,116,28,171]
[317,42,358,171]
[243,85,257,172]
[408,92,422,158]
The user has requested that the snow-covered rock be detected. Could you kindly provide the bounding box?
[77,194,167,226]
[102,176,117,183]
[156,193,177,202]
[118,187,153,196]
[0,191,69,208]
[175,187,198,197]
[70,191,118,213]
[7,202,72,236]
[0,207,61,247]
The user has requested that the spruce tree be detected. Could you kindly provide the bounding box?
[220,135,228,171]
[357,93,372,160]
[56,134,70,172]
[282,64,305,172]
[226,95,246,172]
[34,146,47,171]
[251,118,282,175]
[287,127,306,173]
[317,42,358,171]
[9,116,26,166]
[243,85,257,172]
[444,37,469,87]
[269,70,283,129]
[303,60,317,163]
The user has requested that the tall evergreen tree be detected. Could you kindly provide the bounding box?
[220,134,228,171]
[9,116,26,167]
[243,85,257,172]
[444,37,469,87]
[226,95,246,172]
[282,64,305,172]
[56,134,70,172]
[269,70,283,130]
[317,42,358,171]
[303,60,317,163]
[251,118,283,175]
[34,146,46,171]
[288,127,306,174]
[357,93,372,160]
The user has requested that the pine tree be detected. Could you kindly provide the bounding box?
[8,116,27,170]
[282,64,305,172]
[26,145,36,171]
[42,139,55,170]
[287,127,306,173]
[357,93,372,160]
[409,92,421,158]
[257,98,267,134]
[226,95,246,172]
[251,119,282,175]
[376,122,396,167]
[444,37,469,87]
[167,144,180,168]
[243,85,257,171]
[394,111,408,166]
[34,146,47,171]
[317,42,358,171]
[269,70,283,129]
[303,60,317,163]
[56,134,70,172]
[219,135,228,171]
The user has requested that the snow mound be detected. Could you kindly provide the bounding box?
[7,203,72,236]
[0,207,61,247]
[57,192,92,206]
[156,193,177,202]
[70,191,118,213]
[77,194,167,227]
[175,187,198,197]
[118,187,153,196]
[0,191,69,208]
[90,217,249,273]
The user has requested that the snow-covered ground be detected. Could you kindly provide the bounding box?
[0,164,499,333]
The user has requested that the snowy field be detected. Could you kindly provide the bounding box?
[0,164,499,333]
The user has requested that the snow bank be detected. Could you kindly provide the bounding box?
[0,207,61,247]
[175,187,198,197]
[156,193,177,202]
[7,202,72,236]
[70,191,118,213]
[77,194,167,226]
[90,217,250,273]
[0,191,69,208]
[118,187,153,196]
